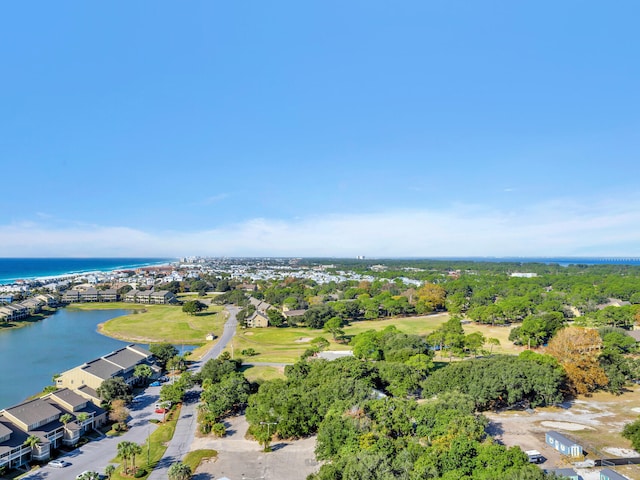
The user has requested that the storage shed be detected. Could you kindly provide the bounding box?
[545,431,583,457]
[600,468,629,480]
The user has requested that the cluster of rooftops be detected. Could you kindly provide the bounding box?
[0,344,159,471]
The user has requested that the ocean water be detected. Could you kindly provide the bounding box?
[0,257,173,285]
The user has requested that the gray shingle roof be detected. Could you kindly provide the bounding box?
[104,348,147,370]
[4,398,61,430]
[50,388,88,410]
[82,358,123,380]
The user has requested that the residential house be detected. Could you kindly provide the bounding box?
[61,290,81,303]
[98,289,119,302]
[0,390,106,469]
[124,290,139,303]
[56,345,159,397]
[135,291,152,304]
[249,297,272,313]
[246,311,269,328]
[0,304,28,323]
[19,298,44,314]
[150,290,176,304]
[80,288,99,302]
[0,416,30,471]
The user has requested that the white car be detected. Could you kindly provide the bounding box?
[47,459,69,468]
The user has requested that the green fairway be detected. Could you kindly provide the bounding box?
[231,313,520,363]
[240,365,286,383]
[71,302,227,343]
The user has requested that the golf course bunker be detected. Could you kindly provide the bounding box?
[540,421,594,431]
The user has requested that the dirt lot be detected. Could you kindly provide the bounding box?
[485,386,640,480]
[191,415,319,480]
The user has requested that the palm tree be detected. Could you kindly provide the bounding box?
[77,472,100,480]
[117,441,132,474]
[23,434,41,453]
[104,464,116,479]
[130,443,143,473]
[76,412,90,432]
[168,461,192,480]
[60,413,73,427]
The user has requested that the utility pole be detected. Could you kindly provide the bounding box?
[259,421,277,452]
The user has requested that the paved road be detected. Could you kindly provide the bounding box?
[21,305,239,480]
[21,386,163,479]
[147,305,239,480]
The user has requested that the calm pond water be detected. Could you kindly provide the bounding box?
[0,308,131,408]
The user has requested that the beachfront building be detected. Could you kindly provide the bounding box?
[56,345,160,397]
[545,431,583,457]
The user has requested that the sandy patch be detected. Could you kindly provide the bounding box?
[602,447,640,457]
[244,332,254,336]
[540,421,594,431]
[294,337,313,343]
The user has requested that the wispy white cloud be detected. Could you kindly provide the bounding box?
[194,193,229,206]
[3,196,640,257]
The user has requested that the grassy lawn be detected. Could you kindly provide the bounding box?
[241,365,286,383]
[183,449,217,472]
[230,313,521,363]
[109,405,181,479]
[72,303,226,343]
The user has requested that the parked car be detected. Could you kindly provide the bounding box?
[149,381,161,387]
[47,459,69,468]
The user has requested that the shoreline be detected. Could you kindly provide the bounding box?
[0,258,175,287]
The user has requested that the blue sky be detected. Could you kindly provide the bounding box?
[1,1,640,257]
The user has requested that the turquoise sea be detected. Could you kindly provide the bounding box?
[0,257,173,285]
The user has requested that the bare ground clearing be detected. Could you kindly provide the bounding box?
[191,415,319,480]
[485,386,640,479]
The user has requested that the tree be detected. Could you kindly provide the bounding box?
[60,413,73,427]
[323,316,345,341]
[97,377,132,404]
[266,309,285,327]
[76,412,89,432]
[109,399,130,430]
[546,327,609,395]
[129,442,143,473]
[149,343,179,369]
[623,418,640,451]
[464,332,485,358]
[134,364,154,384]
[23,434,41,452]
[117,440,133,474]
[182,300,208,315]
[168,461,192,480]
[105,464,116,479]
[487,337,501,354]
[76,472,100,480]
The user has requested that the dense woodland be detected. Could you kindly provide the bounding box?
[211,260,640,479]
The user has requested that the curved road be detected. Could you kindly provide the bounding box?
[147,305,239,479]
[21,305,239,480]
